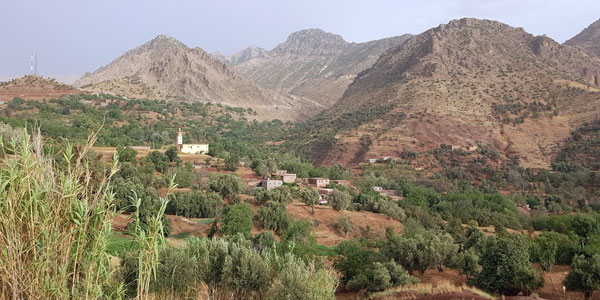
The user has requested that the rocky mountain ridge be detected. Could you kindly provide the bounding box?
[74,35,323,121]
[224,28,413,106]
[303,18,600,169]
[565,18,600,58]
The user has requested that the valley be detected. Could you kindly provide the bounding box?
[3,13,600,300]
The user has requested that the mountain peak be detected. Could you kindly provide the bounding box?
[272,28,348,55]
[565,18,600,57]
[226,46,269,66]
[145,34,188,50]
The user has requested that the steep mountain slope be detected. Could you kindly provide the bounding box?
[74,35,323,121]
[295,18,600,169]
[0,75,82,101]
[565,18,600,58]
[228,29,413,106]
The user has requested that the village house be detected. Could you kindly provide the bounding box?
[365,158,377,163]
[308,177,330,188]
[318,188,334,204]
[245,179,261,187]
[177,128,209,154]
[382,156,391,161]
[180,144,209,154]
[451,145,462,151]
[271,169,296,183]
[275,170,288,176]
[373,186,383,192]
[260,179,283,190]
[0,101,5,105]
[281,173,297,183]
[467,145,478,152]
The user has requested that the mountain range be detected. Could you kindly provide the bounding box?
[221,29,413,107]
[296,18,600,169]
[73,34,324,121]
[63,18,600,168]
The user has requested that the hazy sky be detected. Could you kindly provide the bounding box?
[1,0,599,83]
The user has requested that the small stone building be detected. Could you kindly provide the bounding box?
[260,179,283,190]
[308,178,330,188]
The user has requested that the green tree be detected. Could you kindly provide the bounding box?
[208,173,243,200]
[564,254,600,300]
[328,189,351,211]
[255,201,289,233]
[453,248,479,280]
[382,232,458,274]
[225,153,240,171]
[300,187,320,215]
[117,145,138,162]
[472,234,544,296]
[165,146,180,163]
[267,255,338,300]
[256,159,277,177]
[533,232,558,272]
[222,203,254,239]
[146,151,169,173]
[167,191,223,218]
[333,217,352,239]
[254,186,293,204]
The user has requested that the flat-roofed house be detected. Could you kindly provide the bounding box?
[275,170,288,176]
[281,173,297,183]
[260,179,283,190]
[308,178,330,188]
[180,144,209,154]
[365,158,377,163]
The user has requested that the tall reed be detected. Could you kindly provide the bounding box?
[0,130,119,300]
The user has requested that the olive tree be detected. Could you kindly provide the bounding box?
[328,189,351,211]
[564,254,600,300]
[300,187,320,215]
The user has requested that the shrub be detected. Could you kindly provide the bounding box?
[222,203,254,239]
[117,145,138,162]
[167,191,223,218]
[208,173,244,200]
[329,189,351,211]
[255,201,289,233]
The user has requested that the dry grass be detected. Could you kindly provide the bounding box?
[368,280,495,300]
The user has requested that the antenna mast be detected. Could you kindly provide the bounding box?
[30,53,34,75]
[29,52,38,76]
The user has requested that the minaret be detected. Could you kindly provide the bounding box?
[177,128,183,150]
